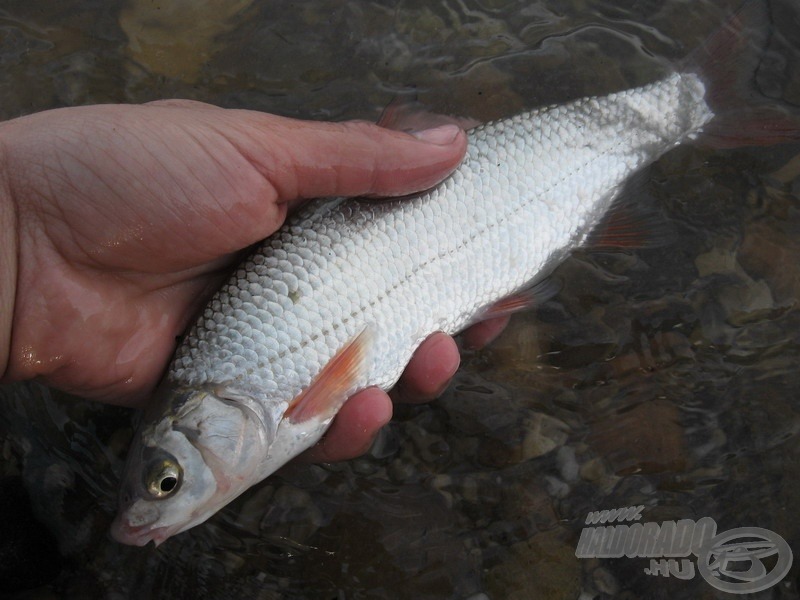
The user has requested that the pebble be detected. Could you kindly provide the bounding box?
[592,566,620,595]
[521,413,569,461]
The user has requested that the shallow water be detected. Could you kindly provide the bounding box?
[1,0,800,598]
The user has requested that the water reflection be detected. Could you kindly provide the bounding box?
[1,0,800,598]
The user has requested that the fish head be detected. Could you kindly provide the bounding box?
[110,383,270,546]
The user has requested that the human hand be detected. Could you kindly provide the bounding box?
[302,319,509,462]
[0,99,503,461]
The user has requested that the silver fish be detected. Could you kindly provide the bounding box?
[110,67,716,546]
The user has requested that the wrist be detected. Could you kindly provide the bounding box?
[0,137,17,381]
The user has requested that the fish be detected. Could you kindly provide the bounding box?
[111,4,798,546]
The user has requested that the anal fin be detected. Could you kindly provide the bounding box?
[586,177,676,251]
[476,277,561,322]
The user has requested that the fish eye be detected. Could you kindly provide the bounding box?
[145,459,183,499]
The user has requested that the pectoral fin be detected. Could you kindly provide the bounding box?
[285,328,374,424]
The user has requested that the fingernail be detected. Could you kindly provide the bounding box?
[411,124,461,145]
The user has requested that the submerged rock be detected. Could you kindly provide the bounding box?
[484,529,581,600]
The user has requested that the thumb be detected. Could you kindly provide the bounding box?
[217,110,469,201]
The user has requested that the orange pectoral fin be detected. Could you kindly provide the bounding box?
[285,328,374,424]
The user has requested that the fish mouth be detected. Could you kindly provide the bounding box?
[110,516,172,547]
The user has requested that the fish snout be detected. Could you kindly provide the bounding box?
[109,516,167,546]
[110,499,163,546]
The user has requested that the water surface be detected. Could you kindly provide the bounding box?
[1,0,800,598]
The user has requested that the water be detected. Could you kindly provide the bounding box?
[1,0,800,598]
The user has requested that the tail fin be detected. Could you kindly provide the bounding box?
[685,0,800,148]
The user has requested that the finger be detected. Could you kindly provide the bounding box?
[225,113,468,201]
[391,331,460,404]
[298,387,393,463]
[144,99,220,110]
[0,193,16,381]
[461,315,511,350]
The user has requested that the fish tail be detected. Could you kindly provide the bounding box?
[684,0,800,148]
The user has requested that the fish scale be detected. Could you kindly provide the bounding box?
[171,73,711,402]
[112,70,718,546]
